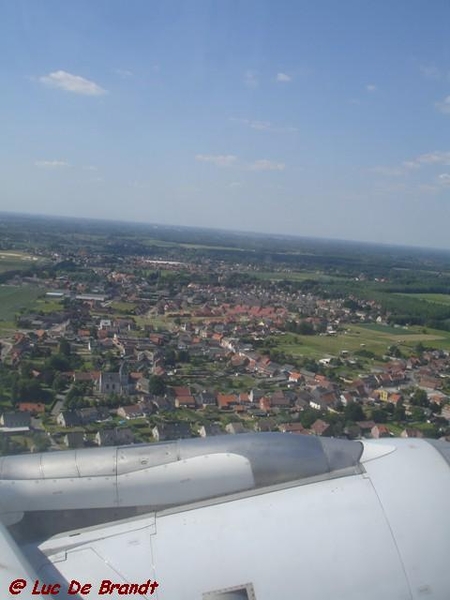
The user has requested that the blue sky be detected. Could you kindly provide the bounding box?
[2,0,450,248]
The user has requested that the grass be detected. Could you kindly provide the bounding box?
[253,271,341,282]
[0,285,44,320]
[395,293,450,306]
[110,301,137,313]
[269,324,450,360]
[34,298,64,314]
[358,323,418,335]
[0,251,40,273]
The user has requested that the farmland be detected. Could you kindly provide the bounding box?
[0,251,40,273]
[0,285,44,321]
[266,324,450,361]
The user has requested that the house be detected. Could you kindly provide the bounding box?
[371,424,391,439]
[357,420,376,436]
[225,422,246,434]
[150,396,174,412]
[310,387,338,411]
[198,423,223,437]
[172,386,191,398]
[255,418,278,432]
[440,404,450,421]
[288,371,303,383]
[270,391,291,409]
[310,419,331,436]
[63,431,85,449]
[95,428,134,446]
[99,363,129,395]
[400,428,424,439]
[56,411,81,428]
[259,397,272,413]
[78,407,110,424]
[175,395,197,409]
[152,422,192,441]
[18,402,46,415]
[279,422,307,435]
[196,391,216,408]
[1,412,31,429]
[389,393,403,406]
[136,378,150,394]
[217,393,238,410]
[117,404,146,420]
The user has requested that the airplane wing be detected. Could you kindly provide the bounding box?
[1,434,450,599]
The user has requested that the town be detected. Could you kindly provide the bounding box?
[1,214,450,454]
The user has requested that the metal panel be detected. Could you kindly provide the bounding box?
[203,583,256,599]
[364,438,450,599]
[116,443,178,475]
[117,453,254,506]
[150,474,411,599]
[35,517,157,600]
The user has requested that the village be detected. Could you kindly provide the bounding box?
[1,246,450,455]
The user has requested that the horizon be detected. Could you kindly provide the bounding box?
[2,209,450,256]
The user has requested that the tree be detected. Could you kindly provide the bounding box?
[59,338,71,357]
[52,373,67,393]
[411,388,429,408]
[371,408,388,423]
[164,349,177,367]
[387,345,402,358]
[415,342,426,355]
[393,403,406,421]
[300,409,322,429]
[148,375,166,396]
[31,433,51,453]
[344,402,364,423]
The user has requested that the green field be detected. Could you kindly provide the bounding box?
[358,323,418,335]
[0,285,44,320]
[253,271,345,282]
[270,324,450,360]
[395,293,450,305]
[0,251,39,273]
[34,298,64,314]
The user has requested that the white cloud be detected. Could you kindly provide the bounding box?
[366,84,377,92]
[130,180,149,189]
[83,165,98,171]
[39,70,107,96]
[244,70,258,88]
[248,159,285,171]
[229,182,243,188]
[438,173,450,185]
[276,72,292,83]
[229,117,297,133]
[35,160,69,169]
[435,96,450,114]
[420,64,441,80]
[372,151,450,178]
[115,69,133,78]
[405,151,450,168]
[370,166,404,177]
[195,154,237,167]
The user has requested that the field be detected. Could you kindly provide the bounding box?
[0,285,44,321]
[269,324,450,360]
[253,271,345,282]
[0,251,40,273]
[395,293,450,306]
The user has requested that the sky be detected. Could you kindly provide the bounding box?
[2,0,450,249]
